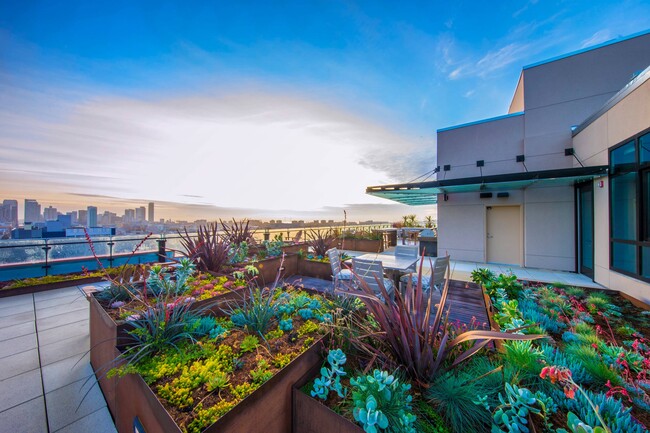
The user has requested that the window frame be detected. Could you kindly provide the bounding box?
[609,126,650,281]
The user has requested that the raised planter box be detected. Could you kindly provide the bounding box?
[282,243,310,255]
[298,258,333,281]
[292,361,363,433]
[89,286,248,416]
[337,238,383,253]
[0,276,103,298]
[253,253,298,286]
[113,337,326,433]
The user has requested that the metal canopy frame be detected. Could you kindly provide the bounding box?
[366,166,608,206]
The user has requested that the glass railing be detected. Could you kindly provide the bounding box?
[0,224,391,281]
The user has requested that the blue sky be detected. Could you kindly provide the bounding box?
[1,0,650,221]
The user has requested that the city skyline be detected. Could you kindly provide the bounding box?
[2,1,650,221]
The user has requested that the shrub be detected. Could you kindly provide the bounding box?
[178,223,230,274]
[306,229,336,257]
[220,218,256,244]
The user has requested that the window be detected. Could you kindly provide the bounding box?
[609,130,650,280]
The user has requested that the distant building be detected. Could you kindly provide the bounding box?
[57,214,72,229]
[66,211,78,225]
[78,209,87,226]
[24,199,41,223]
[101,211,116,225]
[135,206,146,222]
[87,206,98,227]
[148,202,154,223]
[124,209,135,222]
[43,205,58,221]
[0,199,18,227]
[66,227,115,237]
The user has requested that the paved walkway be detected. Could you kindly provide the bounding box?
[0,284,116,433]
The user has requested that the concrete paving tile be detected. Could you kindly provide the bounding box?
[0,309,35,328]
[0,348,40,381]
[41,353,94,394]
[0,333,38,359]
[0,302,34,317]
[0,368,43,412]
[0,321,35,342]
[38,319,89,346]
[0,293,34,308]
[40,333,89,366]
[45,377,107,432]
[54,406,117,433]
[35,300,87,320]
[34,286,82,301]
[35,293,86,311]
[37,308,88,331]
[0,396,48,433]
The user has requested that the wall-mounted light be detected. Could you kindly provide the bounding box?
[479,192,493,199]
[516,155,525,162]
[443,194,449,201]
[497,192,509,198]
[476,160,484,167]
[565,148,575,156]
[443,165,451,171]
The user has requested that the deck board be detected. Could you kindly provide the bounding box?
[284,276,490,329]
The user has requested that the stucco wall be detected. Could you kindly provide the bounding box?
[523,185,575,271]
[437,114,524,181]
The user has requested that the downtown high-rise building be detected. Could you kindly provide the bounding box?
[24,199,41,223]
[43,205,58,221]
[124,209,135,222]
[87,206,98,227]
[135,206,146,222]
[78,209,87,226]
[148,202,154,223]
[0,199,18,227]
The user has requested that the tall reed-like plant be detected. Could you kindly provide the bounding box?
[178,223,229,274]
[220,218,256,245]
[343,255,543,385]
[307,229,336,257]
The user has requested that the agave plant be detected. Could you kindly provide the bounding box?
[307,229,336,257]
[177,223,229,274]
[220,218,257,245]
[343,255,543,385]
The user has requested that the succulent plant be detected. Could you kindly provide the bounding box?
[311,349,347,400]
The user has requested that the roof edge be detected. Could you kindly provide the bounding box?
[437,111,524,133]
[523,28,650,70]
[573,64,650,136]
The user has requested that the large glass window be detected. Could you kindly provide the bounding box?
[609,130,650,280]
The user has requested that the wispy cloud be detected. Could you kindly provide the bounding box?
[580,29,614,48]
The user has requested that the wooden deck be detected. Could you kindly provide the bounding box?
[283,276,490,329]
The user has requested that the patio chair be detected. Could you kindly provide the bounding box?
[399,254,450,292]
[352,257,394,300]
[326,248,352,290]
[394,245,418,272]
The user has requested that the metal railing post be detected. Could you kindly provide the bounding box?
[157,237,167,263]
[42,239,51,276]
[107,236,115,267]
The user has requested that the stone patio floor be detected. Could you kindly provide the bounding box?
[0,254,601,433]
[0,284,116,433]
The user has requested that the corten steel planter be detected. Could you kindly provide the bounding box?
[282,243,310,255]
[337,239,383,253]
[292,363,363,433]
[253,253,298,286]
[297,258,334,281]
[113,337,326,433]
[89,286,248,416]
[0,276,103,298]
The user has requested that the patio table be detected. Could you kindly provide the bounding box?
[346,253,419,287]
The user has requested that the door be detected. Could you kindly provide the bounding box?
[486,205,521,266]
[576,182,594,278]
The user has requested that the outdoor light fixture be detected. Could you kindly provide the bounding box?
[480,192,493,198]
[516,155,525,162]
[443,194,449,201]
[476,160,484,167]
[497,192,509,198]
[565,148,575,156]
[443,164,451,171]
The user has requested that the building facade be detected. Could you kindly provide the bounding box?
[367,30,650,303]
[24,199,41,223]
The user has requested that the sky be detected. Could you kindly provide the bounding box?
[1,0,650,222]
